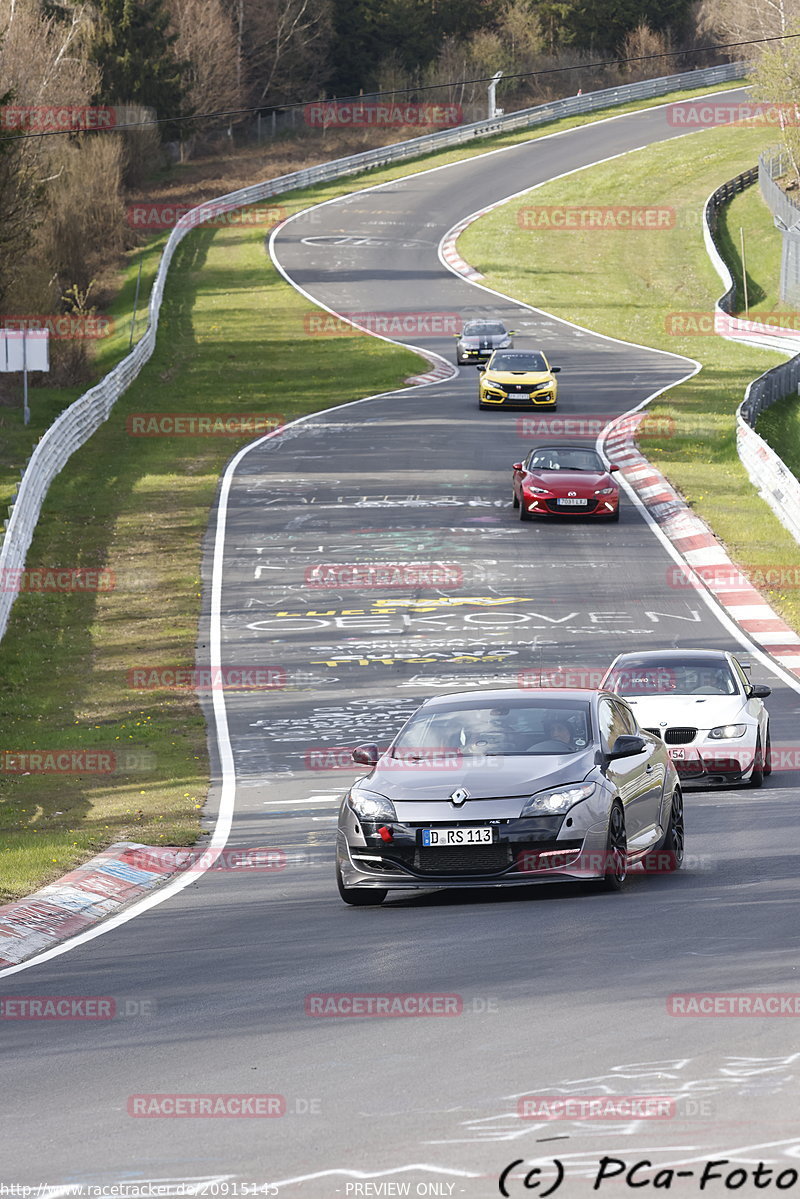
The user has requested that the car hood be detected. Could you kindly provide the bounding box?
[622,694,747,727]
[365,748,597,802]
[486,370,553,384]
[527,469,611,492]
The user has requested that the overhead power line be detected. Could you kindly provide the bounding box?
[0,31,793,145]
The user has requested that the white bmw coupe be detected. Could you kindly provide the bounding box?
[601,649,771,788]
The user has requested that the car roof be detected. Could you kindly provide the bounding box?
[421,687,603,707]
[610,649,732,664]
[527,444,603,453]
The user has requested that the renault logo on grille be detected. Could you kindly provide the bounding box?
[450,788,469,806]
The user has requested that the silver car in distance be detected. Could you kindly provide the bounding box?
[335,688,683,906]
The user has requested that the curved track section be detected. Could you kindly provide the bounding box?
[4,90,800,1195]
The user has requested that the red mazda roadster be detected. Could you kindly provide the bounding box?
[512,444,621,522]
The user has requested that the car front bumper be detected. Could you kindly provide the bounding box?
[337,823,610,891]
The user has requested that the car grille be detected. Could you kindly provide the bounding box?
[664,727,697,744]
[643,727,661,739]
[544,499,598,513]
[415,844,512,874]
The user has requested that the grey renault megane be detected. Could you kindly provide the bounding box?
[335,688,683,905]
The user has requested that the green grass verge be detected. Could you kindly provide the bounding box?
[459,123,800,632]
[0,77,751,902]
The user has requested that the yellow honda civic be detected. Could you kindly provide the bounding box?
[478,349,560,410]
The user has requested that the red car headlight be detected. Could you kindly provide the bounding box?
[594,487,616,496]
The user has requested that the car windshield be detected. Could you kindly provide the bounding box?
[464,322,505,336]
[489,352,546,372]
[528,448,604,472]
[606,659,739,696]
[391,698,592,756]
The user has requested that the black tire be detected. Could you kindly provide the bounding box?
[512,489,520,509]
[654,789,684,873]
[605,507,620,522]
[478,402,488,411]
[336,862,386,906]
[599,802,627,892]
[749,733,764,788]
[519,499,532,521]
[764,727,772,777]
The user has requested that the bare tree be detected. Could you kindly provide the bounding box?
[230,0,332,107]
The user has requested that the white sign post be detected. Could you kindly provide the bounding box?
[0,329,50,425]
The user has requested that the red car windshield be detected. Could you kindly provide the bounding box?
[527,449,605,472]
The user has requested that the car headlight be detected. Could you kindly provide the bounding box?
[520,782,597,817]
[708,723,748,739]
[529,486,552,496]
[347,785,397,821]
[485,381,505,392]
[594,486,615,495]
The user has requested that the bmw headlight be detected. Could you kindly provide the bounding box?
[520,782,597,817]
[708,723,747,739]
[347,784,397,821]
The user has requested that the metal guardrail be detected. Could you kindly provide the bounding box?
[704,169,800,544]
[0,59,749,641]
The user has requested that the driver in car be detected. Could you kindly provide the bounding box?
[532,716,577,753]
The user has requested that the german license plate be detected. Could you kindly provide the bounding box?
[558,498,587,506]
[669,747,686,759]
[422,827,493,847]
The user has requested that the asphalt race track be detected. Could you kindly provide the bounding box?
[4,89,800,1197]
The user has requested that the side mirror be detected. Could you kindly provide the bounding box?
[606,734,646,760]
[508,330,518,336]
[551,366,561,373]
[477,365,486,372]
[352,743,379,766]
[749,684,771,698]
[609,464,620,473]
[512,462,524,471]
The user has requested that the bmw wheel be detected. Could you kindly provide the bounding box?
[749,733,764,788]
